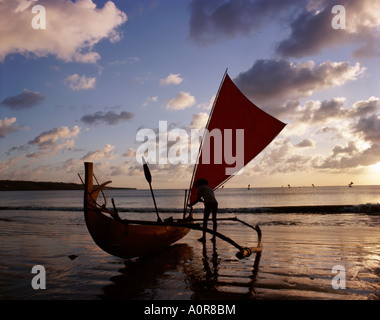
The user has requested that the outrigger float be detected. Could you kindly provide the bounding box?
[80,71,285,261]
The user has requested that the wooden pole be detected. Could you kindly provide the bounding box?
[142,157,162,222]
[84,162,94,207]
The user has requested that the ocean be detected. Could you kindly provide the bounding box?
[1,185,380,301]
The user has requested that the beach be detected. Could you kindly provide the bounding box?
[1,187,380,300]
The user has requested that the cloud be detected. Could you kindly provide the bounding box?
[291,96,380,129]
[299,98,347,124]
[160,73,183,86]
[109,57,140,66]
[122,147,136,158]
[234,59,365,104]
[143,96,158,107]
[14,125,81,160]
[166,91,196,110]
[295,139,316,148]
[80,110,134,126]
[190,112,209,129]
[275,7,340,58]
[0,117,22,138]
[0,0,127,63]
[315,140,380,171]
[252,92,380,175]
[6,145,29,156]
[81,144,115,162]
[197,95,215,110]
[188,0,380,58]
[64,74,96,91]
[331,141,359,157]
[275,0,380,59]
[350,97,380,118]
[188,0,301,45]
[352,115,380,145]
[0,154,26,178]
[1,89,45,109]
[28,125,80,148]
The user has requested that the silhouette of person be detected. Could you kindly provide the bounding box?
[188,178,218,242]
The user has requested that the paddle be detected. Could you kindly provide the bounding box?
[142,157,162,222]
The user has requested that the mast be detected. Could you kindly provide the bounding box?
[184,69,228,214]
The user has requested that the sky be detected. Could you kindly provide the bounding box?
[1,0,380,189]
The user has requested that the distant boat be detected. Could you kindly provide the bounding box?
[80,71,286,260]
[348,182,354,188]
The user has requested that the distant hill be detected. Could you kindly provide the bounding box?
[0,180,136,191]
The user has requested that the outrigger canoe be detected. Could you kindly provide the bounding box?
[80,70,285,260]
[81,161,263,259]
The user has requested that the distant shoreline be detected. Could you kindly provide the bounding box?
[0,180,136,191]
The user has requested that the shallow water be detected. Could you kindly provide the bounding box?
[1,186,380,300]
[1,207,379,300]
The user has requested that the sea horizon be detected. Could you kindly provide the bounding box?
[1,185,379,213]
[1,179,379,190]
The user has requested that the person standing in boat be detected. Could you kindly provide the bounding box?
[188,178,218,242]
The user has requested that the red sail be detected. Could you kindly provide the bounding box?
[189,74,286,203]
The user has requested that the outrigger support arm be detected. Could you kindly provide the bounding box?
[188,223,261,259]
[119,217,262,260]
[176,221,262,259]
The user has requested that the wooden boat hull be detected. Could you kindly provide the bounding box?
[83,162,190,259]
[85,207,190,259]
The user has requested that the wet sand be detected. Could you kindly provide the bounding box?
[0,210,380,300]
